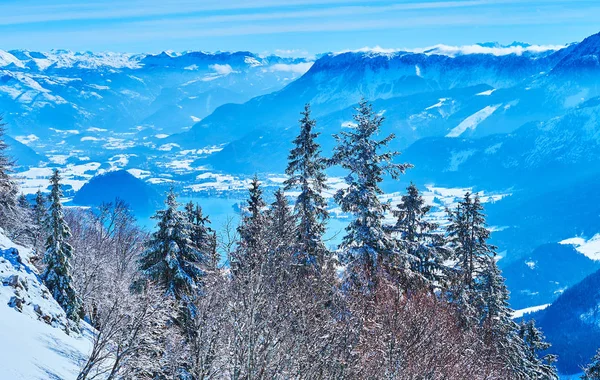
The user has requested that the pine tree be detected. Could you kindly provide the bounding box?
[519,320,558,379]
[139,189,205,301]
[446,193,495,290]
[32,189,47,255]
[284,104,329,269]
[330,99,411,289]
[477,257,530,376]
[184,201,215,268]
[582,349,600,380]
[391,183,447,288]
[0,117,20,233]
[42,169,82,322]
[237,176,267,253]
[445,193,497,328]
[267,189,297,262]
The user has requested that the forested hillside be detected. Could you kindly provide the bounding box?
[1,103,585,379]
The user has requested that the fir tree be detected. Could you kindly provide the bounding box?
[330,99,411,289]
[391,183,447,288]
[446,193,495,290]
[445,193,496,328]
[284,104,329,269]
[477,257,530,376]
[582,349,600,380]
[32,189,47,255]
[42,169,82,322]
[267,189,297,262]
[519,320,558,379]
[0,117,20,233]
[237,176,267,253]
[230,175,272,277]
[139,189,205,301]
[184,201,215,267]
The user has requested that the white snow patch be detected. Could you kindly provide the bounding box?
[425,98,448,110]
[127,168,151,179]
[512,304,551,319]
[267,62,313,74]
[560,234,600,261]
[0,85,22,99]
[0,50,25,68]
[15,134,39,145]
[476,89,496,96]
[446,105,501,137]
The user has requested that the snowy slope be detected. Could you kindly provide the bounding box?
[0,231,93,380]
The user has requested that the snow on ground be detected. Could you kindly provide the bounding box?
[15,134,39,145]
[476,89,496,96]
[560,234,600,260]
[0,231,94,379]
[425,98,449,110]
[127,168,152,179]
[15,162,102,195]
[446,104,502,137]
[512,304,551,319]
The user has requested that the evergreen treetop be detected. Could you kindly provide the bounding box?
[284,104,329,269]
[330,99,411,289]
[139,188,205,300]
[42,169,82,322]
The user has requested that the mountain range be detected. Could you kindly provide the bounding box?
[3,33,600,375]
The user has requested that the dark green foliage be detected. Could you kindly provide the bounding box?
[330,99,411,289]
[390,183,448,288]
[42,169,82,322]
[284,104,329,269]
[139,189,205,300]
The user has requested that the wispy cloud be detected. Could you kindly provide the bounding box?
[0,0,597,53]
[342,43,567,56]
[267,62,314,74]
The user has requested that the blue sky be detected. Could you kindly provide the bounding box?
[0,0,599,55]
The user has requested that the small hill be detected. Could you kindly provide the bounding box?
[5,135,47,167]
[73,170,162,216]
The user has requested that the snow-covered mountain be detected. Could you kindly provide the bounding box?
[0,49,313,140]
[0,231,94,379]
[175,34,600,175]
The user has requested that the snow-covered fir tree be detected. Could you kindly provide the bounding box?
[235,176,268,269]
[330,99,411,289]
[184,201,215,269]
[519,320,558,379]
[447,193,496,290]
[284,104,330,269]
[0,117,21,234]
[139,188,205,301]
[477,257,532,376]
[390,183,447,289]
[32,189,47,255]
[583,349,600,380]
[267,189,297,262]
[42,169,82,322]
